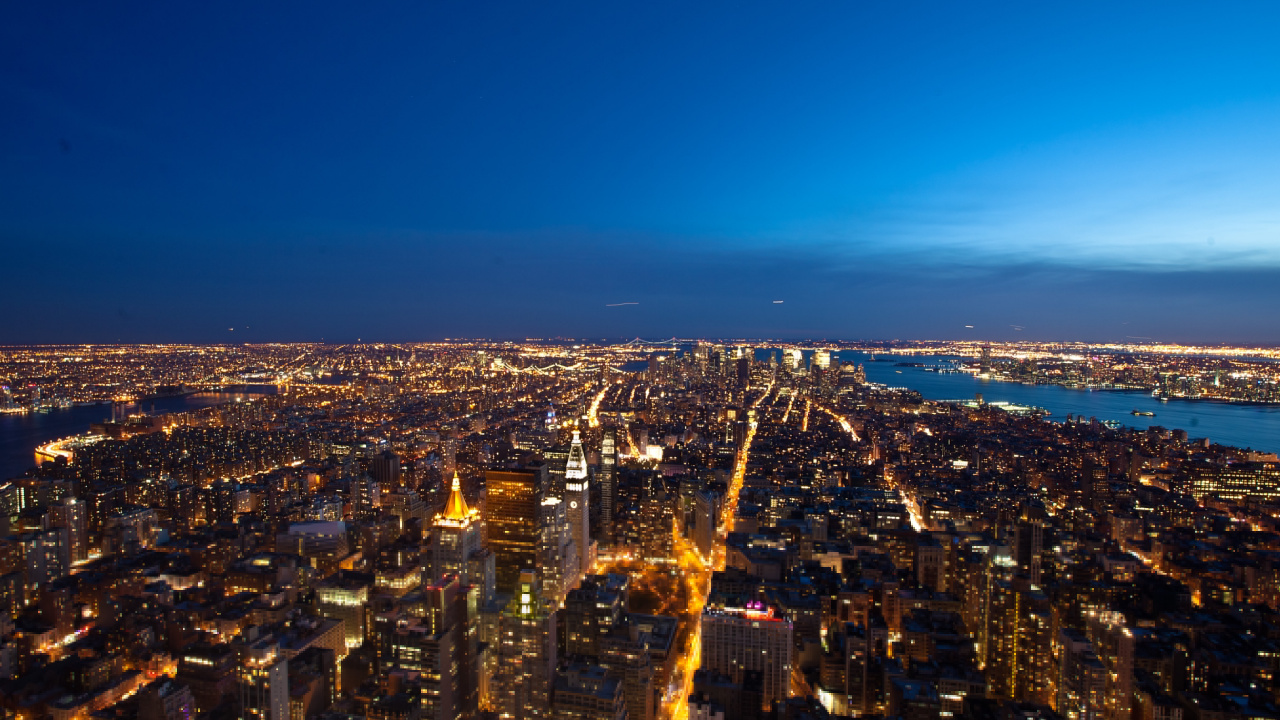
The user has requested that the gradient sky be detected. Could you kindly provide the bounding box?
[3,2,1280,343]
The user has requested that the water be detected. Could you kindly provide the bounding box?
[832,352,1280,454]
[0,391,266,480]
[627,348,1279,453]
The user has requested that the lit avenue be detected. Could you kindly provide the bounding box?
[0,340,1278,720]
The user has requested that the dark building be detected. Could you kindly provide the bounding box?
[485,465,546,592]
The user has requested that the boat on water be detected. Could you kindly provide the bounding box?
[1131,409,1155,417]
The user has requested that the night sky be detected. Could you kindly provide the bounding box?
[3,3,1280,344]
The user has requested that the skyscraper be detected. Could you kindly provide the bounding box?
[538,497,576,608]
[381,575,479,720]
[48,496,87,564]
[599,428,617,546]
[351,474,379,521]
[486,465,546,593]
[495,570,557,719]
[427,472,495,604]
[564,430,592,578]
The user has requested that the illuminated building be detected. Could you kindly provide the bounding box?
[103,506,158,556]
[176,643,238,714]
[48,496,87,563]
[599,629,655,720]
[495,569,557,719]
[443,437,458,476]
[561,573,628,658]
[699,601,793,712]
[552,664,627,720]
[238,640,289,720]
[694,489,720,562]
[637,476,674,563]
[316,571,372,650]
[538,497,576,608]
[381,575,479,720]
[564,430,592,578]
[17,527,69,590]
[352,473,380,521]
[546,444,570,499]
[486,466,545,593]
[1183,461,1280,501]
[599,428,617,545]
[1054,628,1106,720]
[783,349,803,373]
[427,473,495,603]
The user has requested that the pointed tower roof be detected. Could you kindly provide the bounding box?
[442,472,471,522]
[565,430,588,481]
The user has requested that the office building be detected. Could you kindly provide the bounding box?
[238,640,289,720]
[427,473,494,603]
[495,570,557,720]
[599,428,617,546]
[564,430,592,578]
[487,466,545,593]
[699,601,793,712]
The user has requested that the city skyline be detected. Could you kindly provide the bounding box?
[4,3,1280,344]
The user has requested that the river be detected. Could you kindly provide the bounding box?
[824,352,1280,454]
[0,391,268,481]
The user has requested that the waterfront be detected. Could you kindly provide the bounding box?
[0,391,266,480]
[839,352,1280,455]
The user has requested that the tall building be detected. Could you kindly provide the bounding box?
[352,474,379,521]
[382,575,479,720]
[694,489,719,562]
[545,444,570,500]
[538,497,576,608]
[316,571,372,651]
[783,349,803,373]
[599,428,617,546]
[238,641,289,720]
[369,450,402,489]
[427,473,495,604]
[699,601,793,712]
[560,574,628,659]
[486,466,546,593]
[48,496,87,564]
[564,430,592,578]
[495,570,557,720]
[443,437,458,476]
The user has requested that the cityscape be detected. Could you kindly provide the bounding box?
[0,340,1278,720]
[5,3,1280,720]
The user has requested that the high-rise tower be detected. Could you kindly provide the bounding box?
[599,428,617,546]
[427,473,495,604]
[495,570,557,719]
[486,465,546,593]
[564,430,592,578]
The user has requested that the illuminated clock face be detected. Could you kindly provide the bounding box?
[570,501,578,509]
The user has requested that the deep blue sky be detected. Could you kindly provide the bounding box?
[3,3,1280,344]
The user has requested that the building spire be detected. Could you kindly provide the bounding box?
[442,471,471,521]
[565,430,588,481]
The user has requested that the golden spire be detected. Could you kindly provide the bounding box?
[442,472,471,521]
